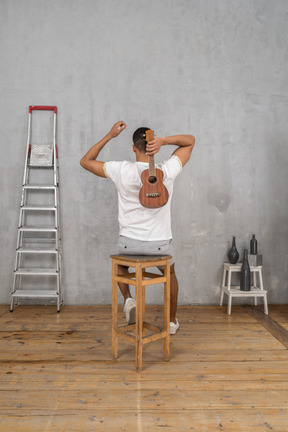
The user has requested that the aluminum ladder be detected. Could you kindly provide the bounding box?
[11,106,62,312]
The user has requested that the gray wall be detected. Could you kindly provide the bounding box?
[1,0,288,305]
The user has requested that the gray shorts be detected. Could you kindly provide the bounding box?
[117,236,175,265]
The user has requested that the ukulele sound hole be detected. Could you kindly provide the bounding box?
[148,176,157,184]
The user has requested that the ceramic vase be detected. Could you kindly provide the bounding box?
[228,236,239,264]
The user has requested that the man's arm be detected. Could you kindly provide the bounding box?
[146,134,195,167]
[80,121,127,177]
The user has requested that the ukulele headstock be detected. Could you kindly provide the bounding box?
[145,130,155,142]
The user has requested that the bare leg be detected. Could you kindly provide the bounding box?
[117,265,132,302]
[159,264,178,323]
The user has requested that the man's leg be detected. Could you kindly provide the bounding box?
[117,264,136,324]
[159,263,179,323]
[117,265,132,302]
[169,264,179,324]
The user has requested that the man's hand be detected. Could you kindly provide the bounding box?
[146,137,166,155]
[80,120,127,178]
[146,134,195,166]
[109,121,127,138]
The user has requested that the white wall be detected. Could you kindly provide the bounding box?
[1,0,288,305]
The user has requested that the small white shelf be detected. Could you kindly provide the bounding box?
[220,262,268,315]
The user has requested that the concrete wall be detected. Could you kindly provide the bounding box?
[1,0,288,305]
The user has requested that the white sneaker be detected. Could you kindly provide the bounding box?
[170,319,179,335]
[124,298,136,324]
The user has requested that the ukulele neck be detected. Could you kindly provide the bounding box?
[145,129,157,183]
[148,155,157,182]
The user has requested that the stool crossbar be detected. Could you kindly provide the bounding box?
[110,254,171,371]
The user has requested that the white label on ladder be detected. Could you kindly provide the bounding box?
[30,145,53,166]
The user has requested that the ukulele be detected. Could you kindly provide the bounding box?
[139,130,169,208]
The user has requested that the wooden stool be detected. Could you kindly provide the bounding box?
[110,254,171,372]
[220,262,268,315]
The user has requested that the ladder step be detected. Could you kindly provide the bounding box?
[17,247,58,254]
[21,205,56,211]
[21,238,58,244]
[15,268,58,275]
[11,290,59,298]
[28,165,54,170]
[23,184,56,190]
[19,227,57,232]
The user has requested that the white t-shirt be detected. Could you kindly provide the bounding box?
[104,155,182,241]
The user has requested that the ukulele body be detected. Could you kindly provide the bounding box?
[139,168,169,208]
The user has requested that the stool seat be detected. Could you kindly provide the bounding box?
[110,254,171,372]
[220,262,268,315]
[110,254,172,261]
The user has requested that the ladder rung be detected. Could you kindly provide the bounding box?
[27,165,54,170]
[14,268,58,275]
[11,290,59,298]
[22,238,58,243]
[21,205,56,211]
[19,227,57,232]
[17,247,58,254]
[23,184,56,190]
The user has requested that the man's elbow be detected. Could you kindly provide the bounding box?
[186,136,195,160]
[189,135,195,147]
[80,157,87,169]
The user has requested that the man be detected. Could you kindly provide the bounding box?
[80,121,195,334]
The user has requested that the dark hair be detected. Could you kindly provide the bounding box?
[132,127,150,153]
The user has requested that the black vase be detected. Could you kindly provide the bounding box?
[240,249,251,291]
[250,234,257,255]
[228,236,239,264]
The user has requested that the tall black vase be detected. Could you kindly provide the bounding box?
[228,236,239,264]
[240,249,251,291]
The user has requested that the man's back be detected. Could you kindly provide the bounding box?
[104,156,182,241]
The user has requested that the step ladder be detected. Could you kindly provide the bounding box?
[11,106,62,312]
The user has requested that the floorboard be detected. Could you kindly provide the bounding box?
[0,304,288,431]
[243,305,288,348]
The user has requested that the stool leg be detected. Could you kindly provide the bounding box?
[136,263,143,372]
[253,272,257,306]
[252,271,256,289]
[164,260,170,361]
[263,294,268,315]
[227,269,232,315]
[112,260,118,359]
[142,280,146,337]
[227,294,232,315]
[259,270,268,315]
[220,267,226,306]
[259,269,264,290]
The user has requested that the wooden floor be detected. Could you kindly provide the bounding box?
[0,304,288,431]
